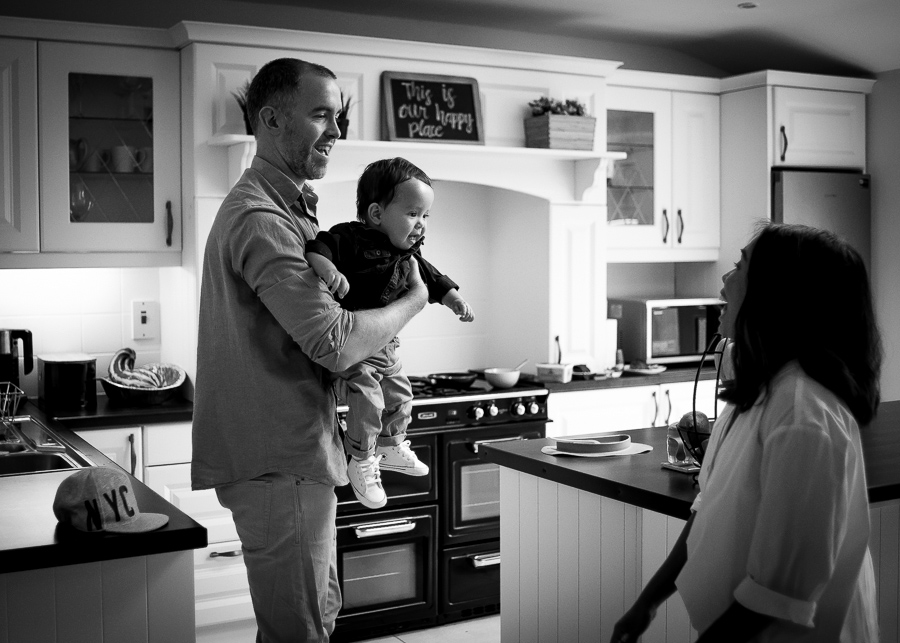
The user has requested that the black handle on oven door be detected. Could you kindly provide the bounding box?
[128,433,136,476]
[209,549,243,558]
[468,552,501,568]
[471,436,525,454]
[354,519,417,538]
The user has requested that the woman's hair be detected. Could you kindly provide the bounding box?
[719,222,882,425]
[356,157,432,222]
[246,58,336,136]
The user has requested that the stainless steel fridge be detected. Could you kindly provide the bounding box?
[771,169,871,269]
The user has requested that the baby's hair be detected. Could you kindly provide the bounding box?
[356,157,432,222]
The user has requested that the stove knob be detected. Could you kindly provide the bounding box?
[527,401,541,415]
[468,405,485,420]
[485,403,499,417]
[511,402,526,417]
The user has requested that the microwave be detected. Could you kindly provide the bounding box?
[608,297,724,365]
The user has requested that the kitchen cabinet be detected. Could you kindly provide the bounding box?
[547,379,718,438]
[605,80,719,263]
[142,421,251,633]
[772,87,866,169]
[75,426,144,481]
[0,38,39,253]
[25,40,181,263]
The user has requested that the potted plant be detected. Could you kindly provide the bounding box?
[524,96,596,150]
[337,91,354,140]
[232,81,253,135]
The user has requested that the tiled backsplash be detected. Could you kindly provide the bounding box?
[0,267,162,398]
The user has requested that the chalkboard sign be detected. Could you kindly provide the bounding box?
[381,72,484,145]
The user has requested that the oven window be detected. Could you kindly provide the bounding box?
[342,544,417,609]
[459,461,500,522]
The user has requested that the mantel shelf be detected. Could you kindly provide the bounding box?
[208,135,625,203]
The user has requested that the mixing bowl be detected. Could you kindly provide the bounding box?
[484,368,520,388]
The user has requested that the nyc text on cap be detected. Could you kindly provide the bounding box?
[53,466,169,533]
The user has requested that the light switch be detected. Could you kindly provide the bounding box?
[132,300,160,340]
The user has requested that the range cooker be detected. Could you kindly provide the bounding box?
[331,375,549,642]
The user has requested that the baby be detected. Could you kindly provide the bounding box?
[306,157,474,508]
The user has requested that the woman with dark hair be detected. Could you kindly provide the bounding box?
[611,223,882,643]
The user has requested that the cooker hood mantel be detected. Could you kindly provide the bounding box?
[208,136,625,204]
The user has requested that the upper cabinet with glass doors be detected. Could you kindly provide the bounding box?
[38,42,181,257]
[605,83,719,263]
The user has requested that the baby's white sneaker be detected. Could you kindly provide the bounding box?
[348,454,387,509]
[376,440,429,476]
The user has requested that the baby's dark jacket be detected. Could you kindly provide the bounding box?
[307,221,459,311]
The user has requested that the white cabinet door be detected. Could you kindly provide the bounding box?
[193,539,255,629]
[144,462,238,544]
[660,379,720,427]
[606,86,673,251]
[38,41,181,254]
[547,385,661,438]
[0,38,39,253]
[75,426,143,481]
[671,92,719,252]
[772,87,866,169]
[143,421,192,466]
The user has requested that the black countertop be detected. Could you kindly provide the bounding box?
[540,363,718,393]
[46,395,193,430]
[0,400,206,574]
[480,400,900,521]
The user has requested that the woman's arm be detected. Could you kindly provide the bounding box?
[610,513,695,643]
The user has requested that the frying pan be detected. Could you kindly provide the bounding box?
[426,372,477,389]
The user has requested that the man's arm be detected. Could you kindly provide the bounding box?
[335,257,428,369]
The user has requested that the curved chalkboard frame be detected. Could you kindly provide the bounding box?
[381,71,485,145]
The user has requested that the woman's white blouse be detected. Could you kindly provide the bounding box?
[676,362,878,642]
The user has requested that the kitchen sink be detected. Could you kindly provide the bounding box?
[0,417,94,477]
[0,452,81,475]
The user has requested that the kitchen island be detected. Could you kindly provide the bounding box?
[480,400,900,643]
[0,400,207,643]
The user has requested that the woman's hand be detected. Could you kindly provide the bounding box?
[610,601,656,643]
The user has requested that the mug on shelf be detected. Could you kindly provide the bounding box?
[82,148,110,173]
[136,147,153,173]
[68,138,87,171]
[111,145,138,173]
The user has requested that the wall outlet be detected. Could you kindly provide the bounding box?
[132,300,160,340]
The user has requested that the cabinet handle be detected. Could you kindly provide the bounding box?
[780,125,788,162]
[676,209,684,244]
[661,209,669,244]
[165,200,173,247]
[651,391,659,427]
[209,549,243,558]
[127,433,136,476]
[665,389,673,425]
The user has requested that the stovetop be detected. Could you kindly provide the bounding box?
[407,375,547,402]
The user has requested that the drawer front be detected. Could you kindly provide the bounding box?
[194,539,254,628]
[144,462,238,543]
[143,421,192,466]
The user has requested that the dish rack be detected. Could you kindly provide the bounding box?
[0,382,24,421]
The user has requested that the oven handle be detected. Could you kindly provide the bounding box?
[354,519,417,538]
[470,436,525,453]
[468,552,501,568]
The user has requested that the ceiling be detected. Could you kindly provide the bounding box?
[250,0,900,77]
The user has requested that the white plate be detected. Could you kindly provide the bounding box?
[623,365,667,375]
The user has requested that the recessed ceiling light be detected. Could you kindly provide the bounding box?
[737,2,758,7]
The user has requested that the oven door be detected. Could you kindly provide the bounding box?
[334,504,438,634]
[439,540,501,623]
[441,421,545,545]
[335,430,437,513]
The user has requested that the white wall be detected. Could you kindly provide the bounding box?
[869,69,900,401]
[0,268,163,398]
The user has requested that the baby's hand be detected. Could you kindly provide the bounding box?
[321,269,350,299]
[451,298,475,322]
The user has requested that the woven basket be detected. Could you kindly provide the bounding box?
[524,113,596,150]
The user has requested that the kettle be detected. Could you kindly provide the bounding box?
[0,329,34,389]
